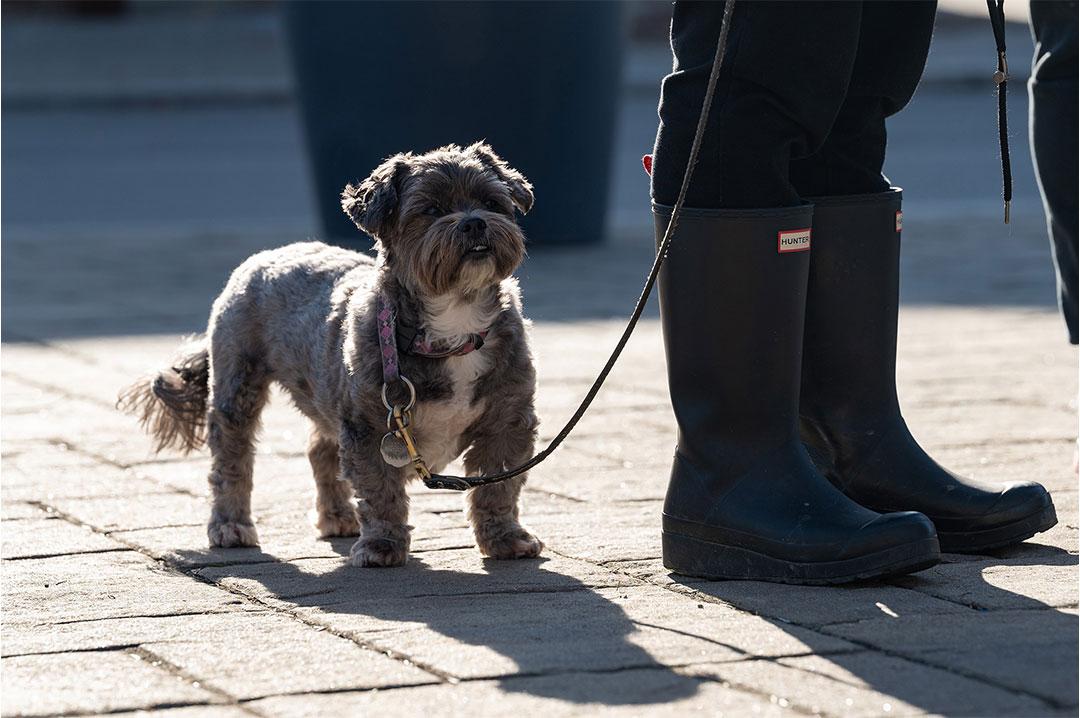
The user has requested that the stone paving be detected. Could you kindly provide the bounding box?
[3,208,1078,717]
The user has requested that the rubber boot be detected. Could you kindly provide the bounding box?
[654,203,940,584]
[800,190,1058,552]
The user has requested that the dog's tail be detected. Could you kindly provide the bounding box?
[118,335,210,454]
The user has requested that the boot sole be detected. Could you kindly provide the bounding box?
[937,504,1058,553]
[662,531,940,585]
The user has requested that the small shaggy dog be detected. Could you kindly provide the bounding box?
[121,142,544,567]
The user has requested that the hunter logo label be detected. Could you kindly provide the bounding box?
[895,210,903,232]
[777,228,811,253]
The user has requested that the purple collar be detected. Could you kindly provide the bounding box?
[377,292,488,383]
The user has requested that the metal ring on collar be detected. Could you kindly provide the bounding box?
[381,375,416,413]
[386,405,412,431]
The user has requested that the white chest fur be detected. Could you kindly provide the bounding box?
[409,294,496,472]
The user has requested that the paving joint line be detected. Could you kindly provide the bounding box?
[8,699,220,718]
[131,645,265,717]
[37,608,260,627]
[42,438,133,470]
[3,548,134,562]
[3,370,118,412]
[3,644,143,659]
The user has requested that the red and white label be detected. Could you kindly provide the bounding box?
[777,227,811,253]
[895,210,903,232]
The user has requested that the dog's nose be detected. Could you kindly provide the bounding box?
[458,217,487,238]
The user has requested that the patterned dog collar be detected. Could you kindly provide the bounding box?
[376,292,488,384]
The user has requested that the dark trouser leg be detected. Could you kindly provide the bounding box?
[651,1,862,208]
[789,1,936,197]
[1029,1,1079,345]
[797,2,1057,551]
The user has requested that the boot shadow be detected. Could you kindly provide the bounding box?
[667,541,1078,715]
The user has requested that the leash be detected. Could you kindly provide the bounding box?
[986,0,1012,224]
[381,1,734,491]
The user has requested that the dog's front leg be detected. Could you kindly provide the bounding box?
[463,406,543,560]
[339,419,411,567]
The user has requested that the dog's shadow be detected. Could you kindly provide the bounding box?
[178,543,700,706]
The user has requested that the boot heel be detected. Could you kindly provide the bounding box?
[662,530,756,580]
[662,527,940,586]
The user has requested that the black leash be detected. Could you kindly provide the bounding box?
[986,0,1012,224]
[416,0,736,491]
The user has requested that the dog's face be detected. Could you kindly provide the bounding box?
[341,142,533,296]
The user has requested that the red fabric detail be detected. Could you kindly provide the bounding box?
[642,154,653,176]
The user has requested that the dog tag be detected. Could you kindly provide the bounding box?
[380,431,412,468]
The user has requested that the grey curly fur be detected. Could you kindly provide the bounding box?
[118,335,210,454]
[119,143,544,567]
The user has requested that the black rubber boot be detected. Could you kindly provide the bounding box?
[654,203,940,584]
[800,190,1058,553]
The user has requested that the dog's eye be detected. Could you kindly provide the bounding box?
[485,199,507,213]
[423,204,446,217]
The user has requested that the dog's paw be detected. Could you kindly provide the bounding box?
[208,520,259,548]
[349,535,409,567]
[476,524,544,560]
[316,509,361,538]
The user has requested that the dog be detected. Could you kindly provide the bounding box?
[120,142,543,567]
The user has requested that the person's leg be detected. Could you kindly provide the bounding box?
[1029,0,1079,345]
[651,1,862,208]
[650,1,939,583]
[795,1,1057,551]
[789,0,935,196]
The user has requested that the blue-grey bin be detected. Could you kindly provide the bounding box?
[285,1,623,246]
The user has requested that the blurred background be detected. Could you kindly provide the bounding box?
[0,0,1057,339]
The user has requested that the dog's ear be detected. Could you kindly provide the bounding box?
[468,142,534,215]
[341,153,413,239]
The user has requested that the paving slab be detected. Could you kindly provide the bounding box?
[893,553,1079,610]
[248,666,786,718]
[2,551,247,626]
[633,573,971,628]
[285,584,854,682]
[44,491,211,532]
[2,516,126,559]
[528,502,664,563]
[143,610,439,700]
[1,455,166,502]
[825,609,1079,706]
[690,652,1052,717]
[1,650,221,717]
[2,609,265,658]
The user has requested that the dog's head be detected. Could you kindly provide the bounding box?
[342,142,532,295]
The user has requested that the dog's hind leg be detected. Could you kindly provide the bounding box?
[309,432,360,538]
[206,352,270,548]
